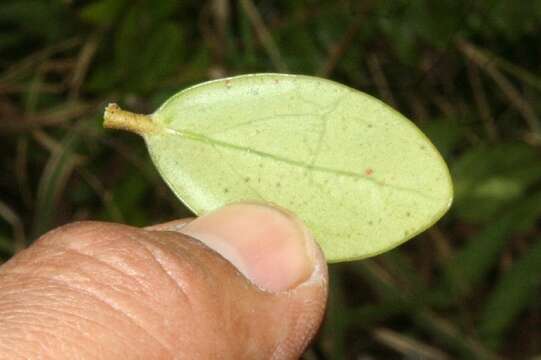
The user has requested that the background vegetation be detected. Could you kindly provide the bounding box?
[1,0,541,358]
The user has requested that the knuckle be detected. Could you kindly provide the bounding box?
[35,221,126,249]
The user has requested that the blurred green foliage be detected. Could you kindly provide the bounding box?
[1,0,541,358]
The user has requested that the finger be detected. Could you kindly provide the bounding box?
[0,204,328,359]
[179,203,329,357]
[144,218,194,231]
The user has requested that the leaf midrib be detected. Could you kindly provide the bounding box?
[161,127,442,201]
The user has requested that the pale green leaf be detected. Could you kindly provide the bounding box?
[104,74,453,262]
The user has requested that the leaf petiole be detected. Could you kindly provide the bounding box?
[103,103,158,136]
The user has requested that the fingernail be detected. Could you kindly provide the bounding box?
[180,203,317,292]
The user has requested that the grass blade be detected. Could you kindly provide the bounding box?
[479,237,541,349]
[32,130,82,239]
[441,192,541,301]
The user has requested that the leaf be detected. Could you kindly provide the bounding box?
[80,0,128,26]
[452,142,541,222]
[350,261,498,359]
[479,236,541,349]
[103,74,453,262]
[440,191,541,302]
[113,5,183,92]
[0,0,71,43]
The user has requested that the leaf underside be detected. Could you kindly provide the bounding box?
[144,74,453,262]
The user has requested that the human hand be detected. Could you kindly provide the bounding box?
[0,203,328,359]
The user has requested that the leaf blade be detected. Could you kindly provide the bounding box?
[106,74,453,262]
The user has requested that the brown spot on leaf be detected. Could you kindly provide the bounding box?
[365,168,374,176]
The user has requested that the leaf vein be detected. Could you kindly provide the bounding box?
[164,128,439,201]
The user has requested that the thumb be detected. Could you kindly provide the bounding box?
[180,203,329,357]
[0,203,328,359]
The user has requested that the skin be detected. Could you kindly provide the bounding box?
[0,204,328,359]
